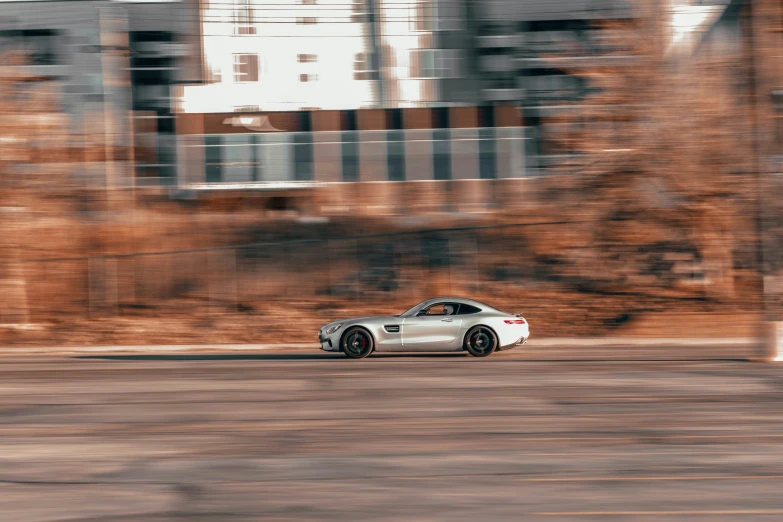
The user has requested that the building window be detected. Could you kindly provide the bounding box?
[233,54,259,82]
[410,49,461,78]
[4,29,60,65]
[353,52,375,80]
[489,77,516,89]
[233,0,256,35]
[411,49,435,77]
[297,53,318,63]
[297,17,317,25]
[411,0,436,32]
[442,50,461,77]
[299,73,318,82]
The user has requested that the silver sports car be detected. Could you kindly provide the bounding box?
[319,297,530,358]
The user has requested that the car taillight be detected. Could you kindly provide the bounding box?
[504,319,526,324]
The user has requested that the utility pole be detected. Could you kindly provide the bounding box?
[95,6,135,314]
[748,0,783,361]
[363,0,386,107]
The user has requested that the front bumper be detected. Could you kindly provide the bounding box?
[319,330,339,352]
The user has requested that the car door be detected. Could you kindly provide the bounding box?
[402,302,463,350]
[373,319,405,351]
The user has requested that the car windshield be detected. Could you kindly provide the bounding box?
[399,301,430,317]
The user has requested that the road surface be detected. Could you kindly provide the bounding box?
[1,347,782,521]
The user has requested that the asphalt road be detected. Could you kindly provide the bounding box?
[2,347,783,522]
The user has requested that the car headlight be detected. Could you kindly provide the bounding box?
[325,324,343,335]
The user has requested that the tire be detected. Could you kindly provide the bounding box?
[341,326,374,359]
[464,325,498,357]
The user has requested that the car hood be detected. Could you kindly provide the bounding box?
[322,316,400,328]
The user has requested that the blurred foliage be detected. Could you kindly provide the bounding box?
[531,0,771,304]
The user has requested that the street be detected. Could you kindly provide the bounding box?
[2,347,783,521]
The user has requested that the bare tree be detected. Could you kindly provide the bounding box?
[537,0,757,301]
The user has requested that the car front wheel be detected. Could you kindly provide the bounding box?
[464,326,498,357]
[341,327,374,359]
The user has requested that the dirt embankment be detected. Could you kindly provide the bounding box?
[0,179,765,347]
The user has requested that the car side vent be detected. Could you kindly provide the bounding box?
[384,325,400,333]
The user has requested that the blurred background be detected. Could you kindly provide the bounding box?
[0,0,780,346]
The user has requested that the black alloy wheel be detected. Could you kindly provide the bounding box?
[341,327,374,359]
[464,326,498,357]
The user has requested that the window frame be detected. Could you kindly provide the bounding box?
[233,53,260,83]
[416,302,463,317]
[410,48,461,79]
[297,53,318,64]
[232,0,257,35]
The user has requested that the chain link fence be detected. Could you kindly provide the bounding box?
[4,223,559,322]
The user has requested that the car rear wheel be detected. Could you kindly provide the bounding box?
[464,326,498,357]
[341,327,374,359]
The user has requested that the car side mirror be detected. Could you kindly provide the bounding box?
[416,310,427,317]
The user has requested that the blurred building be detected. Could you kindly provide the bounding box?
[0,0,201,184]
[2,0,774,195]
[177,0,636,181]
[175,105,527,214]
[124,0,202,182]
[180,0,634,113]
[174,0,529,201]
[468,0,632,172]
[182,0,377,112]
[181,0,474,112]
[173,0,774,201]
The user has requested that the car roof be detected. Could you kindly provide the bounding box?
[422,297,501,311]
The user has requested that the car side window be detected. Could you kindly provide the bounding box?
[418,303,460,316]
[456,304,482,315]
[419,304,445,316]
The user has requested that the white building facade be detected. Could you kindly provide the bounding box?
[182,0,381,112]
[179,0,463,112]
